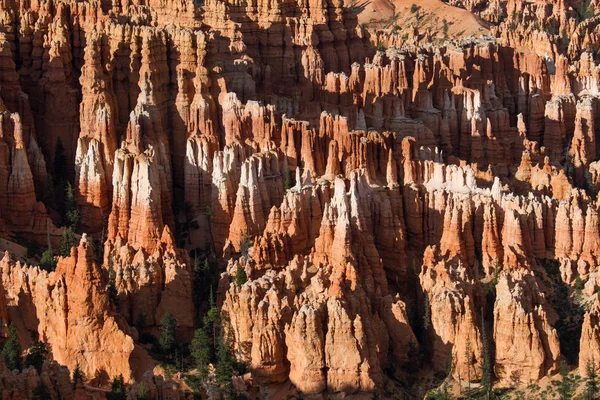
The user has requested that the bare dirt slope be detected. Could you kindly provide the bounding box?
[348,0,489,37]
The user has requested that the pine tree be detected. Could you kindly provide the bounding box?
[137,381,149,400]
[2,323,21,371]
[423,294,431,332]
[25,340,48,372]
[205,288,219,349]
[159,312,178,356]
[65,182,80,229]
[39,249,57,272]
[40,222,57,271]
[480,309,493,399]
[59,228,76,257]
[190,326,212,372]
[234,265,247,286]
[586,357,598,400]
[53,138,67,180]
[215,333,235,385]
[106,374,127,400]
[284,168,293,190]
[106,257,119,307]
[442,18,449,39]
[552,360,576,400]
[72,362,85,389]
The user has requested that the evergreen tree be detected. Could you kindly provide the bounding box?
[480,309,493,399]
[190,325,212,372]
[25,340,48,372]
[561,28,569,51]
[2,323,21,371]
[402,340,421,373]
[32,381,51,400]
[423,294,431,332]
[203,288,220,349]
[59,228,76,257]
[106,374,127,400]
[72,362,85,389]
[53,138,67,180]
[586,357,598,400]
[65,182,80,229]
[581,0,595,20]
[284,168,293,190]
[215,333,235,385]
[552,360,576,400]
[159,312,178,356]
[106,257,119,307]
[137,381,149,400]
[40,222,57,272]
[39,249,57,272]
[42,176,55,207]
[442,18,449,39]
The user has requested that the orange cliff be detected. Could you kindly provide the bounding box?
[0,0,600,397]
[0,235,154,384]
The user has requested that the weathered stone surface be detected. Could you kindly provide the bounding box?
[2,0,600,396]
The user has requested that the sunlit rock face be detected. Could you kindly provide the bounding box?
[1,0,600,397]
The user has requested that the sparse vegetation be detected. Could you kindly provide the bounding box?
[580,0,596,20]
[234,265,247,286]
[240,234,253,257]
[538,258,585,365]
[551,360,578,400]
[442,18,449,39]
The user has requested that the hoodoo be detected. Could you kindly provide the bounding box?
[0,0,599,398]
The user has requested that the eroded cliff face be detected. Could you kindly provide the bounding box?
[0,235,153,384]
[1,0,600,397]
[0,359,74,400]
